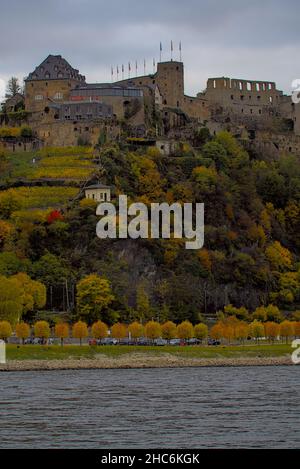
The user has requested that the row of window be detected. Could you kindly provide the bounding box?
[212,79,275,91]
[34,92,64,101]
[71,88,143,98]
[230,95,276,103]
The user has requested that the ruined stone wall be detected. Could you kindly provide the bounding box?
[181,95,211,121]
[31,120,121,147]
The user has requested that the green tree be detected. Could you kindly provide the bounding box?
[0,275,23,325]
[76,274,115,323]
[5,76,22,98]
[194,323,208,342]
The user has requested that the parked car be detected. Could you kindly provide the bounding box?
[186,338,201,345]
[154,338,168,346]
[98,338,118,345]
[207,339,221,346]
[169,338,183,346]
[137,338,152,346]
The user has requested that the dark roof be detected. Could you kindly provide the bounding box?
[25,54,85,82]
[85,184,111,190]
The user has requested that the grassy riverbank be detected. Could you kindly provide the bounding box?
[5,343,292,361]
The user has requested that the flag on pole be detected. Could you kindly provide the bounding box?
[179,41,182,61]
[117,65,119,80]
[144,58,146,75]
[160,41,162,62]
[122,64,124,79]
[171,40,173,61]
[153,58,156,73]
[111,66,113,82]
[128,61,131,78]
[135,60,138,76]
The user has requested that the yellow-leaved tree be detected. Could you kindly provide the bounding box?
[111,323,127,343]
[72,321,88,346]
[177,321,194,341]
[0,320,12,342]
[91,320,108,344]
[34,321,50,344]
[161,321,177,342]
[144,321,161,343]
[128,321,144,343]
[194,323,208,342]
[55,322,69,346]
[15,322,30,345]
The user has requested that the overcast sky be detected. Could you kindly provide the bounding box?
[0,0,299,99]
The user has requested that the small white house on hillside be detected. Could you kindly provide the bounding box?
[84,184,111,202]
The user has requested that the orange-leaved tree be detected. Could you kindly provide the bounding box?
[55,322,69,346]
[111,323,127,343]
[279,320,294,344]
[15,322,30,345]
[72,321,88,346]
[91,320,108,344]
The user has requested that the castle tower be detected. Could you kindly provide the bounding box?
[155,61,184,108]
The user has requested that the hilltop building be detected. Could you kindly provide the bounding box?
[1,52,299,153]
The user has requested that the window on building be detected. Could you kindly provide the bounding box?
[247,82,252,91]
[231,95,234,100]
[240,95,244,100]
[54,92,63,100]
[257,96,261,100]
[34,94,43,101]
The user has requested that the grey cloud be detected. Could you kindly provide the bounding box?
[0,0,299,97]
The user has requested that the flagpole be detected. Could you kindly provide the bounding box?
[122,64,124,80]
[160,42,162,62]
[171,40,173,61]
[179,41,182,62]
[144,59,146,76]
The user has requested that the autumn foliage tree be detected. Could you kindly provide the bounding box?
[72,321,88,345]
[161,321,177,342]
[144,321,161,343]
[111,322,127,342]
[279,320,294,343]
[0,321,12,342]
[194,323,208,342]
[34,320,50,344]
[177,321,194,341]
[91,320,108,343]
[249,320,264,343]
[76,274,115,323]
[15,322,30,344]
[264,322,280,343]
[54,322,69,346]
[128,321,144,343]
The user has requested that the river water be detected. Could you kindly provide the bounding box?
[0,366,299,448]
